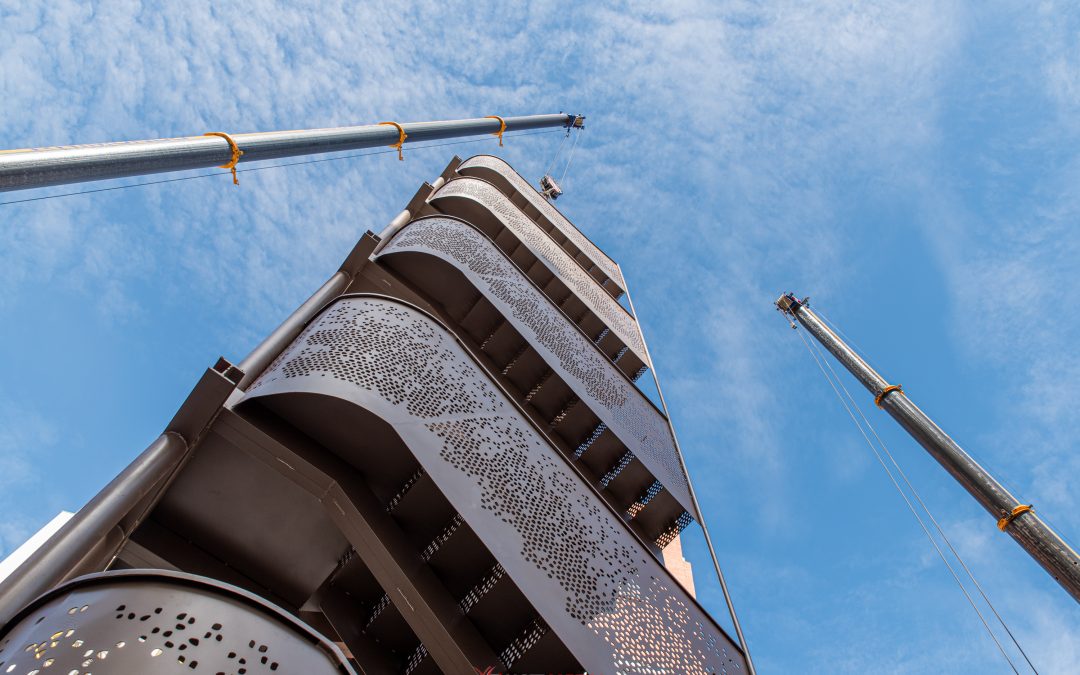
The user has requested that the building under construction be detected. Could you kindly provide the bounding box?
[0,114,751,674]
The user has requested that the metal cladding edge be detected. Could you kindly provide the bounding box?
[376,215,694,515]
[240,294,746,675]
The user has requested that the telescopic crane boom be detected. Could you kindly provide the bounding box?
[0,113,582,192]
[777,293,1080,603]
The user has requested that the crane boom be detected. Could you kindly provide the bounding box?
[777,293,1080,603]
[0,113,580,192]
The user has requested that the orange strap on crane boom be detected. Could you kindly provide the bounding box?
[485,115,506,146]
[378,122,408,161]
[203,132,244,186]
[874,384,904,408]
[998,504,1033,531]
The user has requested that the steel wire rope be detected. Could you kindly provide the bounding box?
[816,302,1025,547]
[1033,511,1080,561]
[0,129,563,207]
[980,455,1029,507]
[813,305,871,362]
[807,311,1041,673]
[796,328,1023,674]
[810,316,1039,673]
[559,125,584,187]
[544,128,571,176]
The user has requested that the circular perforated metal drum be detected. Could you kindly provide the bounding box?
[0,570,354,674]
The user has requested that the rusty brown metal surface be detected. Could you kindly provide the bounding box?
[376,215,693,519]
[242,295,746,674]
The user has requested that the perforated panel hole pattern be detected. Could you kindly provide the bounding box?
[0,577,347,675]
[432,177,647,362]
[379,217,691,509]
[246,297,744,674]
[458,155,625,290]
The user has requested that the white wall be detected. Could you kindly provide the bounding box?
[0,512,74,582]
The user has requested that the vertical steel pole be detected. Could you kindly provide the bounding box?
[777,293,1080,604]
[624,280,757,675]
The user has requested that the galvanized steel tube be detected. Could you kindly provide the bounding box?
[0,114,575,192]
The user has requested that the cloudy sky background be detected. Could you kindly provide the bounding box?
[2,1,1079,672]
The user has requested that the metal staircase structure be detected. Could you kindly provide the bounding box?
[0,153,749,674]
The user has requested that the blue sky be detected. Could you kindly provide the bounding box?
[2,1,1078,672]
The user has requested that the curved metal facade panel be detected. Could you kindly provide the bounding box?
[431,177,649,366]
[458,154,626,291]
[243,297,745,675]
[377,217,693,514]
[0,570,353,674]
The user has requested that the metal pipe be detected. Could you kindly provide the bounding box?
[238,270,352,389]
[241,197,439,388]
[371,208,412,256]
[66,525,126,581]
[0,113,577,192]
[623,280,757,675]
[239,198,436,389]
[0,432,189,626]
[777,293,1080,603]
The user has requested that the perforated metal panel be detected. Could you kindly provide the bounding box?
[378,217,693,515]
[431,177,649,366]
[458,154,626,292]
[0,571,353,675]
[243,296,745,675]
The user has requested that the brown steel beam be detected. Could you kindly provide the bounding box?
[314,580,400,675]
[213,409,498,673]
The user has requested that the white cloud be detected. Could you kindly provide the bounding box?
[0,392,58,557]
[910,4,1080,530]
[2,2,1077,673]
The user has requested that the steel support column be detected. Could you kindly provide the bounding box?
[623,279,757,675]
[371,208,413,256]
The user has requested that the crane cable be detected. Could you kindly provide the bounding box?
[377,121,408,161]
[538,124,585,197]
[559,125,584,185]
[809,310,1039,673]
[544,128,571,176]
[795,327,1034,674]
